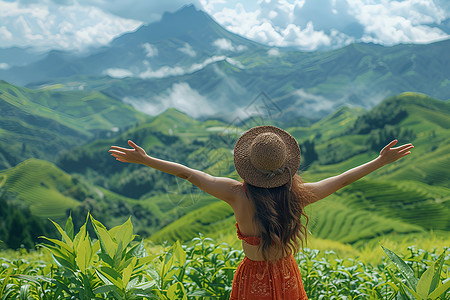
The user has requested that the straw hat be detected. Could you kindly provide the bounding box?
[234,125,301,188]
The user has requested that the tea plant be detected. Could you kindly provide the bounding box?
[0,215,448,299]
[382,245,449,299]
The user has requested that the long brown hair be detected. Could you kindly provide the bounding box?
[244,174,311,261]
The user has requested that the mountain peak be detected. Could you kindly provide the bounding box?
[159,3,210,28]
[163,4,199,18]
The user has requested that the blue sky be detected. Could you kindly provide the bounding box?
[0,0,448,52]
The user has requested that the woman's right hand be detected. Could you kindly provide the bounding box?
[109,140,148,164]
[377,140,414,166]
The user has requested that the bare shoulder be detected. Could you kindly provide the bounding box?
[300,182,322,207]
[228,180,247,205]
[200,176,245,206]
[302,182,317,192]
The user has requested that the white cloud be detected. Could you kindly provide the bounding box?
[267,48,280,56]
[282,22,332,49]
[0,62,9,69]
[212,38,247,52]
[293,89,336,112]
[210,2,351,50]
[102,57,243,80]
[103,68,133,78]
[200,0,227,14]
[212,3,261,38]
[235,44,248,51]
[178,42,196,57]
[123,82,214,118]
[208,0,448,50]
[213,38,234,50]
[225,57,244,68]
[347,0,449,45]
[0,26,12,40]
[139,64,184,79]
[0,0,141,51]
[142,43,158,57]
[139,55,230,79]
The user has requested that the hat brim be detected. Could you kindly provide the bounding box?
[234,126,301,188]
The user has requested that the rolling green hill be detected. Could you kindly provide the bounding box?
[143,92,450,245]
[0,159,81,220]
[0,91,448,250]
[0,159,167,238]
[52,92,450,248]
[0,81,149,169]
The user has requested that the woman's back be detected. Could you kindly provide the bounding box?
[230,183,309,299]
[232,183,290,261]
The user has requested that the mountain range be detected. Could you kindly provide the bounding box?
[0,4,448,121]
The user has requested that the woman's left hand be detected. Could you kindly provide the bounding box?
[377,140,414,166]
[109,140,148,164]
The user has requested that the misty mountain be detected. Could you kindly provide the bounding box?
[0,4,448,121]
[24,39,448,121]
[0,47,47,69]
[0,4,264,85]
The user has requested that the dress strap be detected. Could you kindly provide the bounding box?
[236,222,261,246]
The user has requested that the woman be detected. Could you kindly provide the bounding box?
[109,125,413,299]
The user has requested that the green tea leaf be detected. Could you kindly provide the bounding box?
[167,282,187,300]
[40,243,76,270]
[93,284,120,294]
[75,234,92,274]
[381,245,418,291]
[118,257,133,272]
[110,217,134,248]
[65,214,74,241]
[39,236,73,254]
[90,215,107,231]
[136,255,157,269]
[211,267,236,280]
[50,252,76,271]
[130,240,148,258]
[146,268,161,287]
[49,219,74,248]
[96,266,124,290]
[416,261,435,298]
[428,279,450,299]
[112,241,124,269]
[92,240,100,254]
[429,251,445,294]
[122,257,136,289]
[96,268,113,285]
[96,226,116,258]
[98,252,115,267]
[73,222,87,251]
[91,215,117,257]
[188,290,213,297]
[402,282,423,299]
[173,241,186,268]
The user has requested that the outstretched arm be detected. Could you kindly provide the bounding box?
[109,140,241,205]
[303,140,413,205]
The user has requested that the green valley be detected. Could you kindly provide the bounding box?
[0,91,448,251]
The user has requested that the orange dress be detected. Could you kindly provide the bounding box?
[230,223,308,300]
